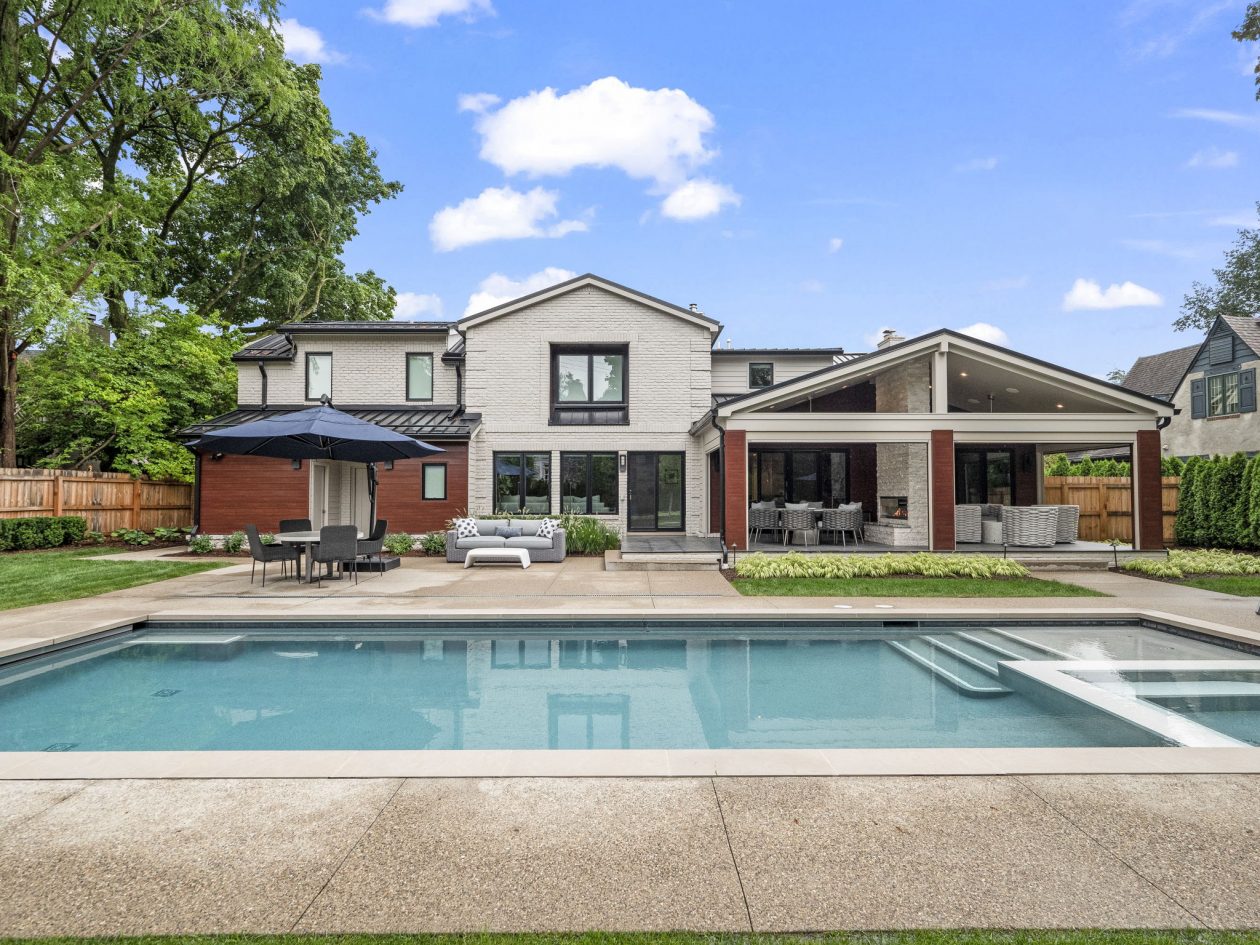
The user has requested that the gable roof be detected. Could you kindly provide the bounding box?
[714,328,1174,419]
[1121,345,1198,401]
[1219,314,1260,358]
[457,273,722,332]
[711,347,854,357]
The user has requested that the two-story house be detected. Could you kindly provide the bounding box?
[1123,315,1260,460]
[184,273,1174,550]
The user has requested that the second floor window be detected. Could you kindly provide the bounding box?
[551,346,628,424]
[1208,373,1240,417]
[748,362,774,388]
[306,353,332,401]
[407,353,433,401]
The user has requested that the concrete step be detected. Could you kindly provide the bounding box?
[604,550,721,572]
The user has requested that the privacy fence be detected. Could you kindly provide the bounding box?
[1042,475,1180,545]
[0,468,193,533]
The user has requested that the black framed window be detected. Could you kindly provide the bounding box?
[422,462,446,500]
[406,353,433,401]
[550,345,628,425]
[560,452,618,514]
[955,449,1015,505]
[747,449,848,505]
[305,352,332,401]
[494,451,551,513]
[748,362,774,388]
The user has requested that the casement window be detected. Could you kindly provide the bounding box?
[494,451,551,513]
[422,463,446,500]
[1192,369,1256,419]
[748,362,774,389]
[305,353,332,401]
[550,345,628,425]
[560,452,618,515]
[407,353,434,401]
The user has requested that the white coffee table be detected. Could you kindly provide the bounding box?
[464,547,531,569]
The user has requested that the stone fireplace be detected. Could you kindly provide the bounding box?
[879,495,908,521]
[864,442,929,546]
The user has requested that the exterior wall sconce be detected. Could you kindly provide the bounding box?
[211,452,224,461]
[291,459,302,470]
[383,459,394,471]
[619,452,627,473]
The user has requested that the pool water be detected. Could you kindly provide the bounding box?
[0,622,1256,751]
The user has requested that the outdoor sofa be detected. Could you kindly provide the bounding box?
[446,518,567,564]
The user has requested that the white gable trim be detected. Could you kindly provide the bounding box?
[458,273,722,333]
[716,331,1173,418]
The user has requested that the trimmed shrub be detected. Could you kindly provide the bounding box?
[0,515,85,551]
[222,531,246,554]
[419,532,446,555]
[188,534,214,554]
[1162,455,1185,477]
[383,532,415,555]
[734,552,1030,580]
[1174,456,1202,547]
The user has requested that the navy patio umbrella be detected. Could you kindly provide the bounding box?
[189,400,444,527]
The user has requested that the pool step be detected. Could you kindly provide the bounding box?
[885,637,1012,698]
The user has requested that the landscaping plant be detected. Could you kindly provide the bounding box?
[419,532,447,555]
[734,552,1031,580]
[1123,548,1260,579]
[0,516,85,551]
[383,533,416,555]
[222,531,246,554]
[188,534,215,554]
[110,528,152,546]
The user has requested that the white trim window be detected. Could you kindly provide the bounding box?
[1208,373,1240,417]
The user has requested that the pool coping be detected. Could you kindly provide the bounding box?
[4,605,1260,779]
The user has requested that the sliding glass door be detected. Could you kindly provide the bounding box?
[627,452,685,531]
[955,449,1014,505]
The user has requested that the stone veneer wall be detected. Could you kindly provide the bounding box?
[866,356,931,546]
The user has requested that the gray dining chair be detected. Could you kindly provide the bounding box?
[821,508,863,546]
[355,519,388,577]
[245,524,299,587]
[277,519,312,571]
[749,507,781,544]
[311,524,360,587]
[781,508,818,547]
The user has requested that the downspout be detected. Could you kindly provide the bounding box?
[191,450,202,535]
[452,326,467,417]
[708,409,728,565]
[258,362,268,408]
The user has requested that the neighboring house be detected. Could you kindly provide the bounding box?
[183,273,1173,550]
[1124,316,1260,459]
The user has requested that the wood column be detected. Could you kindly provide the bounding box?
[1134,429,1164,551]
[723,429,748,549]
[930,429,955,551]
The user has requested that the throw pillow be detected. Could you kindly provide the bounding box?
[495,526,522,539]
[536,517,559,539]
[453,517,478,539]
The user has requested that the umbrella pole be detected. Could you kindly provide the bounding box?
[367,462,378,529]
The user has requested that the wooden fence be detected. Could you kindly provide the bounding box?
[0,468,193,533]
[1043,475,1180,544]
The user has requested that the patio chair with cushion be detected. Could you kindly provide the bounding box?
[311,524,360,587]
[781,508,818,547]
[1049,505,1080,543]
[245,524,299,587]
[954,505,983,543]
[278,518,312,570]
[1000,506,1059,548]
[749,506,781,544]
[821,507,863,546]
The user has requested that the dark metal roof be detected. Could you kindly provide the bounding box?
[712,347,853,356]
[441,337,466,362]
[1121,344,1199,401]
[232,334,295,362]
[180,405,479,441]
[277,320,453,334]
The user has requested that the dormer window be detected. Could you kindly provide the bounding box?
[551,345,628,425]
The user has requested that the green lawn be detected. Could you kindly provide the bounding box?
[2,933,1257,945]
[0,547,226,611]
[733,576,1106,597]
[1178,575,1260,596]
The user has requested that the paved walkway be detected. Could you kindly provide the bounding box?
[1,773,1257,934]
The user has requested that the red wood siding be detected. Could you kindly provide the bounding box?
[1134,429,1164,551]
[375,443,469,533]
[930,430,955,550]
[199,455,308,533]
[723,430,748,548]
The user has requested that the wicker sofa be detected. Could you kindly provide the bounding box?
[445,518,567,563]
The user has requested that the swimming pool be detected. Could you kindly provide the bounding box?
[1,619,1257,752]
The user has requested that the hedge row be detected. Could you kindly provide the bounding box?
[1174,453,1260,549]
[0,516,88,551]
[1043,453,1186,477]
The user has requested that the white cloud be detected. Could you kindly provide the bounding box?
[1208,212,1256,227]
[827,237,844,253]
[954,156,1000,172]
[367,0,492,28]
[464,268,577,316]
[799,279,825,294]
[1171,108,1260,129]
[659,178,740,221]
[394,292,444,320]
[1120,238,1202,259]
[457,92,501,114]
[429,186,587,251]
[467,76,737,219]
[278,18,344,64]
[1186,147,1239,168]
[957,322,1009,345]
[1062,278,1163,311]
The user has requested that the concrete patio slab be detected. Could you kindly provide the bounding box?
[0,777,401,937]
[715,776,1199,930]
[1020,773,1260,928]
[0,779,86,830]
[294,777,750,932]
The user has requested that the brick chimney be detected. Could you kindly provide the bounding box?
[877,329,905,349]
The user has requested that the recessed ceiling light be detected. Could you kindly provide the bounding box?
[959,371,968,377]
[1005,387,1020,394]
[967,397,980,404]
[1056,403,1064,409]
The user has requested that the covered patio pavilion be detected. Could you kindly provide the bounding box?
[694,330,1175,554]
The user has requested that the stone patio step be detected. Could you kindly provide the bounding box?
[605,550,721,571]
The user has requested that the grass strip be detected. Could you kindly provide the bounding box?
[0,548,227,611]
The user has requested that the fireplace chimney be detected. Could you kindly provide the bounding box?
[877,329,905,350]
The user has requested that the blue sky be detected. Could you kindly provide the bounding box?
[279,0,1259,376]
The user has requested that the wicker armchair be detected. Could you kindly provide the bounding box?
[821,508,863,546]
[1001,506,1059,547]
[1048,505,1080,543]
[954,505,982,543]
[749,506,781,544]
[781,508,818,547]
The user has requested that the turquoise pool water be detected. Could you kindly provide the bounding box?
[0,621,1255,751]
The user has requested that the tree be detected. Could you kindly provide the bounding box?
[1237,4,1260,98]
[1175,457,1202,547]
[1176,206,1260,333]
[16,308,239,480]
[1044,453,1072,476]
[1106,368,1127,384]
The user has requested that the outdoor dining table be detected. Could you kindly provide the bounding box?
[275,529,364,584]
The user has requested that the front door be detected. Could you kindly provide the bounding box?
[627,452,685,531]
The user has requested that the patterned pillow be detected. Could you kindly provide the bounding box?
[536,517,559,539]
[453,517,479,539]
